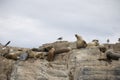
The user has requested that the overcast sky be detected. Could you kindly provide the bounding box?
[0,0,120,48]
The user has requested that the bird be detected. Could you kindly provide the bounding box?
[57,37,63,41]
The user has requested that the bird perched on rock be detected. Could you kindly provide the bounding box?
[57,37,63,41]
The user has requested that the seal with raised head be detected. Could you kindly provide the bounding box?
[75,34,87,49]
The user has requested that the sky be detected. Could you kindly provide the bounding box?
[0,0,120,48]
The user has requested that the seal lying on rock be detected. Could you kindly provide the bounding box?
[3,49,47,60]
[87,39,99,47]
[47,47,55,61]
[75,34,87,49]
[47,47,71,61]
[39,45,53,52]
[26,50,47,59]
[98,49,120,63]
[0,47,10,56]
[54,47,71,54]
[106,49,120,61]
[98,44,107,53]
[5,51,24,60]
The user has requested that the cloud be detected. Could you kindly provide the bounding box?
[0,0,120,48]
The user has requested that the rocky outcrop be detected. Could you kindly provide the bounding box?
[0,41,120,80]
[72,48,120,80]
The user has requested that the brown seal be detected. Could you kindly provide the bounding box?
[47,47,55,61]
[75,34,87,49]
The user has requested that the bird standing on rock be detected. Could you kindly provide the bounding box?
[57,37,63,41]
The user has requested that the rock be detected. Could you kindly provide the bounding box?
[0,56,14,80]
[47,69,68,77]
[0,42,120,80]
[19,52,28,61]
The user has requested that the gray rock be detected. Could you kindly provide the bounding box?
[19,52,28,61]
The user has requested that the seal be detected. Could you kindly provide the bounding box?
[87,39,99,47]
[75,34,87,49]
[26,50,46,59]
[47,47,55,61]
